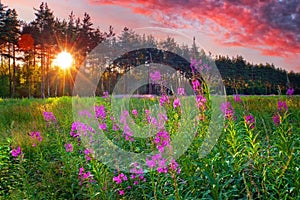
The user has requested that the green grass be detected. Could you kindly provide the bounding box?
[0,95,299,199]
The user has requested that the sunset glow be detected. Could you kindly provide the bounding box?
[54,51,73,70]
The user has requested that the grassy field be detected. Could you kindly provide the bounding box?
[0,95,299,199]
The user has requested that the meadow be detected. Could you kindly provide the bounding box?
[0,94,299,199]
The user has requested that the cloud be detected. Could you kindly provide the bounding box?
[89,0,300,57]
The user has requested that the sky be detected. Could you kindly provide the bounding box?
[3,0,300,72]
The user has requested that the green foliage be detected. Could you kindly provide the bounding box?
[0,96,299,199]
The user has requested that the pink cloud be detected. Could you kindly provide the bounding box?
[89,0,300,58]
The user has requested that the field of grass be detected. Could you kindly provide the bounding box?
[0,95,299,199]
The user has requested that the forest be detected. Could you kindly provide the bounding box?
[0,2,299,98]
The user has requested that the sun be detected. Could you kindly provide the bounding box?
[54,51,73,70]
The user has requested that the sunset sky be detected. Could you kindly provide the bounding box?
[3,0,300,72]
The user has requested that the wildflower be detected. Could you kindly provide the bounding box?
[277,100,287,112]
[159,94,170,106]
[84,148,92,161]
[177,88,185,96]
[70,121,95,138]
[99,123,107,130]
[157,158,168,174]
[272,114,281,126]
[119,190,125,196]
[132,109,138,116]
[192,79,201,91]
[286,88,294,96]
[43,111,57,122]
[196,95,206,110]
[113,173,127,184]
[64,143,73,152]
[154,131,170,152]
[78,167,94,186]
[220,102,235,120]
[29,131,43,145]
[11,146,22,158]
[169,159,181,174]
[244,114,255,129]
[173,98,181,109]
[95,105,106,119]
[103,91,109,98]
[150,70,161,82]
[79,167,84,176]
[190,58,202,73]
[78,110,92,118]
[233,95,242,103]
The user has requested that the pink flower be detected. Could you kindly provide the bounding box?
[11,146,22,157]
[159,94,170,106]
[30,132,43,143]
[154,131,170,153]
[192,79,200,91]
[99,123,107,130]
[220,102,235,120]
[196,95,206,109]
[84,149,92,161]
[244,114,255,129]
[95,105,106,119]
[43,111,56,122]
[173,98,181,109]
[272,114,281,126]
[113,173,127,184]
[79,167,84,176]
[177,88,185,96]
[286,88,294,96]
[146,158,156,168]
[119,190,125,196]
[132,109,138,116]
[277,100,287,112]
[150,70,161,82]
[103,91,109,98]
[64,143,73,152]
[233,95,242,103]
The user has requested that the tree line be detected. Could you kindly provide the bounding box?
[0,2,299,98]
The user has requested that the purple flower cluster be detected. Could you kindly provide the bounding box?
[159,94,170,106]
[130,163,146,185]
[78,110,92,118]
[113,173,128,184]
[43,111,57,122]
[103,91,109,98]
[132,109,138,117]
[146,154,168,173]
[277,100,288,112]
[30,131,43,147]
[233,95,242,103]
[64,143,73,152]
[286,88,294,96]
[169,159,181,175]
[192,79,201,92]
[272,114,281,126]
[11,146,22,158]
[150,70,161,82]
[154,131,170,152]
[146,154,181,175]
[95,105,106,119]
[78,167,94,186]
[70,121,95,138]
[84,148,92,162]
[120,110,134,141]
[173,98,181,109]
[177,88,185,96]
[196,95,207,110]
[220,102,235,120]
[244,114,255,129]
